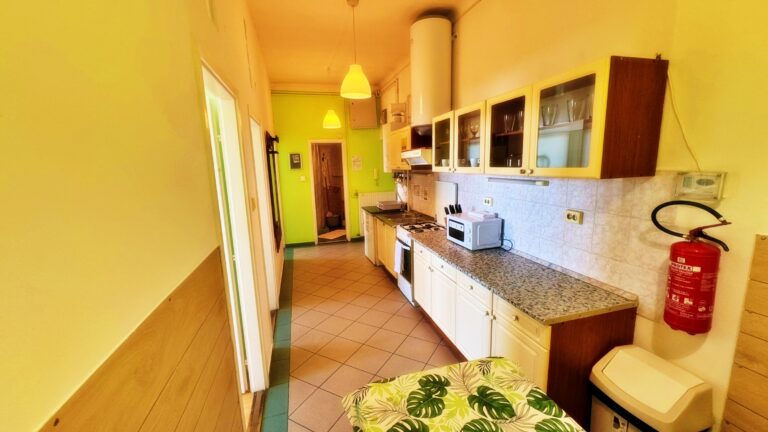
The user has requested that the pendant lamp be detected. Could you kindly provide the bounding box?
[322,109,341,129]
[340,0,371,99]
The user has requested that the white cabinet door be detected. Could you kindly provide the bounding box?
[364,214,376,264]
[455,288,491,360]
[491,314,549,390]
[431,269,456,339]
[413,255,432,314]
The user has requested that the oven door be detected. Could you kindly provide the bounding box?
[394,238,414,303]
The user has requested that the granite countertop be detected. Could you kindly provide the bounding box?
[362,206,434,227]
[411,230,638,325]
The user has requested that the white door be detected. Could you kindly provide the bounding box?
[413,255,432,313]
[455,288,491,360]
[203,67,268,393]
[491,315,549,389]
[430,270,456,339]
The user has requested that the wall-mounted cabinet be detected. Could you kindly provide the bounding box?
[432,112,453,173]
[528,56,668,179]
[386,126,411,172]
[431,103,485,173]
[484,87,533,175]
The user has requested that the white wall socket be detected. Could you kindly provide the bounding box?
[565,209,583,224]
[483,197,493,206]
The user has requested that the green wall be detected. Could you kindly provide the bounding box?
[272,92,395,244]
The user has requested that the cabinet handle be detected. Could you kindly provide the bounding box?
[485,310,490,316]
[519,168,526,175]
[469,285,474,290]
[491,314,497,320]
[512,314,519,322]
[528,169,534,175]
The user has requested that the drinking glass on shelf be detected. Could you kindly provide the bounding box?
[515,110,524,131]
[541,104,557,126]
[469,123,479,138]
[503,114,514,132]
[567,98,585,122]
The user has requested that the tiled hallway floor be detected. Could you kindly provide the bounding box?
[285,242,459,432]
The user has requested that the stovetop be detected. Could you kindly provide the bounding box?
[399,222,444,233]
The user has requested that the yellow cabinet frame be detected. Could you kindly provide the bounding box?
[431,111,454,173]
[453,102,485,174]
[483,86,533,176]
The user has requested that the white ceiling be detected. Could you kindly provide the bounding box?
[249,0,475,88]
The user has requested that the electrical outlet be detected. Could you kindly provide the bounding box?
[483,197,493,207]
[565,209,583,224]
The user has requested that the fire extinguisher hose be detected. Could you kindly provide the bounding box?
[651,200,731,251]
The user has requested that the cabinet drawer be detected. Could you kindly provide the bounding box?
[457,271,492,309]
[431,254,456,281]
[492,294,551,349]
[414,242,432,261]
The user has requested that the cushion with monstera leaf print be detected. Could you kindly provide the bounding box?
[341,357,585,432]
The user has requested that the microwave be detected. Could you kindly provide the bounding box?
[446,213,503,250]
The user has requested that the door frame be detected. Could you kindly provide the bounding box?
[248,117,283,311]
[201,65,268,393]
[307,139,350,244]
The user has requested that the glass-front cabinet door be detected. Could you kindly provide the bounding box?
[432,111,453,173]
[453,102,485,173]
[530,58,609,178]
[484,87,532,175]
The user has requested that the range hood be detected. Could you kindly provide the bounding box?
[401,148,433,166]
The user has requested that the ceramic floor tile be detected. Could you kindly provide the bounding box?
[289,378,317,414]
[338,322,378,343]
[346,282,372,293]
[293,309,331,328]
[345,345,391,374]
[334,304,368,321]
[316,336,362,363]
[409,320,442,343]
[291,323,311,342]
[290,346,314,371]
[292,305,310,320]
[428,344,460,367]
[291,388,344,432]
[371,298,405,314]
[395,303,424,320]
[384,290,407,302]
[394,336,439,363]
[291,354,342,386]
[314,316,354,336]
[314,286,342,299]
[313,299,347,315]
[338,270,368,282]
[365,285,395,298]
[326,278,355,290]
[321,364,374,397]
[289,420,312,432]
[356,309,393,327]
[311,274,335,286]
[383,315,421,335]
[329,415,354,432]
[366,328,407,352]
[293,329,335,353]
[294,294,326,309]
[378,354,425,378]
[351,294,382,308]
[330,290,360,303]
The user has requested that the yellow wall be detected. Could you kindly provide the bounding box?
[0,0,274,430]
[452,0,767,426]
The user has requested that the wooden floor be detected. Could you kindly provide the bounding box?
[41,249,245,431]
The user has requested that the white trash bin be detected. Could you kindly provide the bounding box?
[589,345,713,432]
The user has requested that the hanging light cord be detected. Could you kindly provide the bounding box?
[352,6,357,63]
[666,73,702,172]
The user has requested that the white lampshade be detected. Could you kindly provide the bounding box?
[340,64,371,99]
[322,109,341,129]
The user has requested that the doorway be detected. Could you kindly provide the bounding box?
[309,140,349,244]
[202,66,268,394]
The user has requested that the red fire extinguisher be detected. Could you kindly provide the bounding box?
[652,200,731,335]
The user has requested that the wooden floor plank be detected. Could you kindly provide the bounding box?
[42,250,225,431]
[734,332,768,378]
[724,399,768,431]
[140,296,228,431]
[728,366,768,416]
[176,326,232,431]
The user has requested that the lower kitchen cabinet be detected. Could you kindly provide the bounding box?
[491,312,550,389]
[430,268,456,340]
[411,242,636,427]
[455,288,492,360]
[413,254,432,314]
[375,219,396,276]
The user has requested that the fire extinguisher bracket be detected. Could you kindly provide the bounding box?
[652,200,731,335]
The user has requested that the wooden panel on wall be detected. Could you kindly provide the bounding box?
[41,248,244,432]
[723,235,768,430]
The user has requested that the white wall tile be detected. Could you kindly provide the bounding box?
[563,210,594,251]
[566,179,597,211]
[596,178,635,216]
[592,213,632,261]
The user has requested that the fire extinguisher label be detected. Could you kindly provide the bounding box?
[670,262,701,273]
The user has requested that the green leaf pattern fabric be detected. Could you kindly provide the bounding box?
[342,358,584,432]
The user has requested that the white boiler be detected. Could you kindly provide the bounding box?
[410,16,452,127]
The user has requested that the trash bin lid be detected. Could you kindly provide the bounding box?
[590,345,713,432]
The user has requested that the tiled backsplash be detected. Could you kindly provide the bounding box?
[437,172,680,320]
